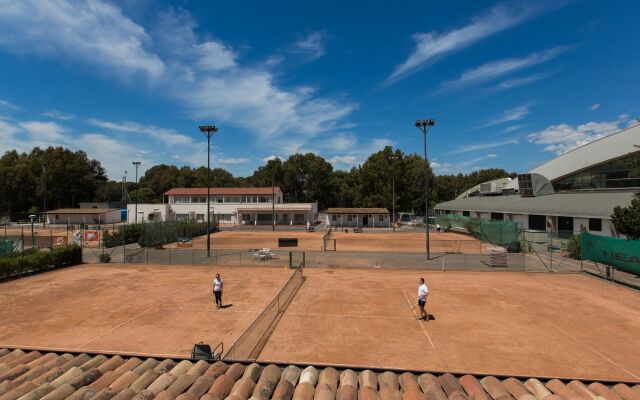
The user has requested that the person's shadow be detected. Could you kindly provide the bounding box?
[426,313,436,321]
[220,304,233,309]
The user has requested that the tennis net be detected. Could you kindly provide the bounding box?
[223,265,304,361]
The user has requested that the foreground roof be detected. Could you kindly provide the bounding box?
[326,208,390,214]
[435,192,637,219]
[0,348,638,400]
[165,188,282,196]
[236,203,314,210]
[45,208,118,214]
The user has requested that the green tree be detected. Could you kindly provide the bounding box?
[0,151,37,219]
[251,159,284,188]
[612,198,640,239]
[282,153,335,209]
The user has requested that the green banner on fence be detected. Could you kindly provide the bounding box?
[582,233,640,274]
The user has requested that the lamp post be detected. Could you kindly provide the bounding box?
[272,180,276,231]
[388,155,400,232]
[132,162,141,224]
[199,125,219,258]
[41,158,46,227]
[415,119,436,260]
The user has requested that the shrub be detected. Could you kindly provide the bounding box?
[563,229,584,260]
[0,244,82,279]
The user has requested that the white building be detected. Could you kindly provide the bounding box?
[435,124,640,237]
[46,208,121,225]
[325,208,391,228]
[127,187,318,225]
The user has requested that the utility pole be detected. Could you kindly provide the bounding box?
[199,125,219,257]
[388,155,400,232]
[415,119,436,260]
[132,162,141,224]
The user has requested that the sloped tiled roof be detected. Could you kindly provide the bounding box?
[1,348,638,400]
[165,188,282,196]
[326,208,390,214]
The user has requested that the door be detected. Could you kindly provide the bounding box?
[557,216,574,238]
[363,215,369,226]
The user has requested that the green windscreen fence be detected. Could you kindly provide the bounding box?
[436,214,522,249]
[582,233,640,275]
[0,241,13,258]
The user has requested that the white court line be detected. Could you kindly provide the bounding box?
[286,312,414,320]
[156,307,261,313]
[401,290,435,349]
[75,293,179,349]
[491,286,640,381]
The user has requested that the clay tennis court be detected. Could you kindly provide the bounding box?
[259,268,640,381]
[0,263,292,358]
[165,230,487,253]
[1,264,639,382]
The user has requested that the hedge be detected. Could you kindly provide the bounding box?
[0,245,82,279]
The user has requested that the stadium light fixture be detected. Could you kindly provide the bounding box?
[415,119,436,260]
[199,125,219,258]
[132,161,141,224]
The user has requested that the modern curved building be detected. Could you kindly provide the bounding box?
[435,124,640,237]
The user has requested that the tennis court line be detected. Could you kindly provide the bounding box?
[156,306,261,313]
[75,293,179,349]
[491,286,640,381]
[286,312,415,320]
[402,290,435,349]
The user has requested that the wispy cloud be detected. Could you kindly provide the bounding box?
[0,0,356,154]
[42,110,76,121]
[476,103,536,130]
[288,31,326,60]
[527,114,635,154]
[448,139,519,155]
[0,99,22,111]
[384,2,561,85]
[218,157,250,164]
[590,103,600,111]
[439,47,568,92]
[432,153,499,174]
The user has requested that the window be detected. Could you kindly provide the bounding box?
[258,196,267,203]
[191,196,199,203]
[589,218,602,232]
[199,196,206,203]
[196,214,204,221]
[462,211,470,217]
[378,215,384,221]
[491,213,504,221]
[528,215,546,231]
[553,152,640,191]
[332,215,337,221]
[175,214,189,221]
[216,197,223,203]
[348,215,352,221]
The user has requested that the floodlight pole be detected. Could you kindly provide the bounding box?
[272,181,276,231]
[132,162,141,224]
[416,119,435,260]
[200,125,219,258]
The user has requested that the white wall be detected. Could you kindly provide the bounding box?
[127,204,170,223]
[509,214,528,229]
[47,210,121,225]
[326,214,390,227]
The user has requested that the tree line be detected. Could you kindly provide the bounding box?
[0,145,515,220]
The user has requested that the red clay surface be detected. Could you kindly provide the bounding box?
[2,264,639,381]
[0,264,292,358]
[259,269,640,381]
[164,230,486,253]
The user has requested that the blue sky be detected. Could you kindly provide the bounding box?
[0,0,639,179]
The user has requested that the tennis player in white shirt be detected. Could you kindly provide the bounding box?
[413,278,429,321]
[213,273,224,309]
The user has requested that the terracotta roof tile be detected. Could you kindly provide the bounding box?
[1,349,639,400]
[164,187,281,196]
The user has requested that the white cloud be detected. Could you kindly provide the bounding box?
[218,157,250,164]
[19,121,67,143]
[0,99,21,111]
[477,103,536,129]
[502,124,527,133]
[432,154,499,174]
[440,47,567,92]
[329,155,357,166]
[263,155,281,162]
[0,0,165,80]
[289,31,326,60]
[527,114,632,154]
[449,139,519,155]
[385,2,558,84]
[0,1,355,153]
[590,103,600,111]
[42,110,76,121]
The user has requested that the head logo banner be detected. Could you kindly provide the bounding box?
[582,232,640,275]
